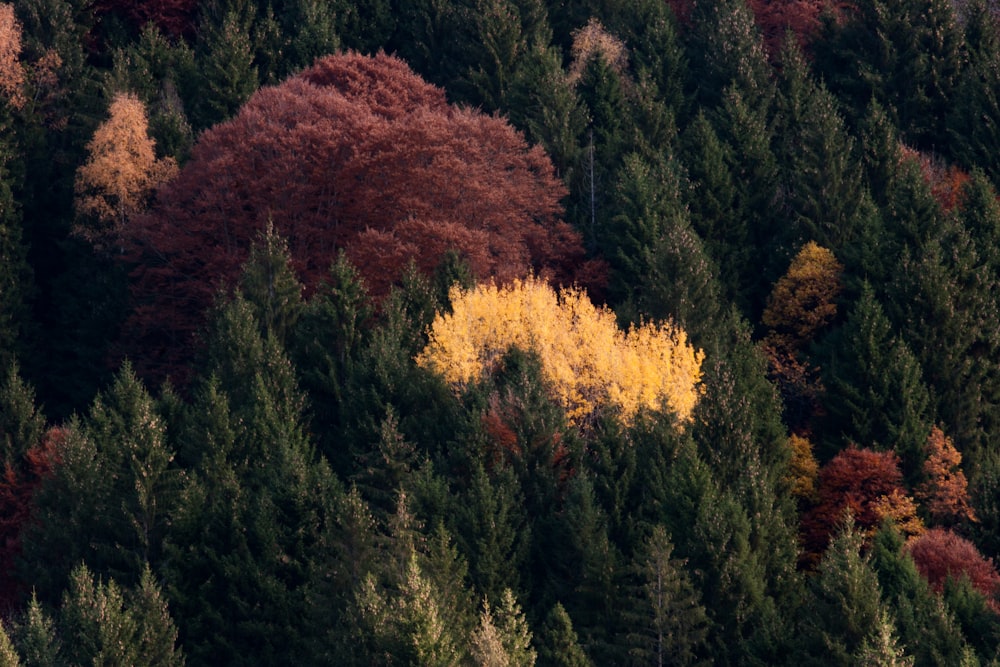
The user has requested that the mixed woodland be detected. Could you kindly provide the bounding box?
[5,0,1000,664]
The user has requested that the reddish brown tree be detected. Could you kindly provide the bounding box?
[124,52,602,383]
[0,426,62,611]
[907,527,1000,611]
[800,446,921,565]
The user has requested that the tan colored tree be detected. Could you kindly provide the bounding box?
[0,4,24,109]
[915,426,976,525]
[416,276,704,426]
[74,92,177,251]
[567,18,629,83]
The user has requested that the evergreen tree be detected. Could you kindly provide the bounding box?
[684,0,771,111]
[814,0,962,149]
[797,517,898,666]
[625,525,709,667]
[535,603,591,667]
[191,0,259,131]
[0,360,44,467]
[772,34,866,255]
[0,114,31,371]
[946,0,1000,183]
[18,363,179,600]
[239,221,304,346]
[817,283,932,471]
[870,524,975,666]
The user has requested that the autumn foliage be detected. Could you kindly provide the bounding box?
[416,277,704,426]
[916,426,976,525]
[908,528,1000,610]
[0,426,62,610]
[125,52,599,383]
[0,3,24,109]
[74,92,178,251]
[800,446,922,563]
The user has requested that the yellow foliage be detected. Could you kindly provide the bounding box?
[872,489,925,540]
[416,277,704,426]
[762,241,843,349]
[74,92,178,248]
[787,433,819,502]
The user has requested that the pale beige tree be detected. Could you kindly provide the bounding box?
[74,92,178,250]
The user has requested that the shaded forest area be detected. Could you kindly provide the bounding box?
[3,0,1000,663]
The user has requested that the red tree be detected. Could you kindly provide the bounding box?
[0,426,62,611]
[124,52,602,383]
[800,446,919,564]
[908,528,1000,611]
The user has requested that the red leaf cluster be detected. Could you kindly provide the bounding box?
[0,426,63,611]
[800,446,910,562]
[124,52,601,384]
[900,145,970,212]
[908,528,1000,611]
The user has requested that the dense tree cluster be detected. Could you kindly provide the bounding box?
[3,0,1000,663]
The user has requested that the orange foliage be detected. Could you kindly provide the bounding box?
[908,528,1000,611]
[800,446,920,563]
[74,92,178,251]
[916,426,976,525]
[0,426,62,611]
[900,145,970,212]
[124,53,600,384]
[0,3,24,109]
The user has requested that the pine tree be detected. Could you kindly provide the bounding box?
[798,517,896,666]
[946,0,1000,183]
[817,283,932,471]
[239,220,304,346]
[626,525,709,667]
[190,0,259,131]
[535,603,591,667]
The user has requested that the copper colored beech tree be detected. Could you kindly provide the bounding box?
[125,52,601,382]
[907,528,1000,611]
[800,446,923,565]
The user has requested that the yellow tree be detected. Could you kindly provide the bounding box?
[762,241,844,350]
[74,91,177,250]
[416,276,704,426]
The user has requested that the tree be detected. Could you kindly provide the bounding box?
[535,603,591,667]
[800,447,922,564]
[916,427,976,526]
[813,0,962,149]
[816,283,932,471]
[189,0,259,131]
[946,0,1000,184]
[798,517,902,666]
[626,525,709,667]
[417,276,704,427]
[73,91,177,252]
[471,590,536,667]
[907,528,1000,609]
[125,51,599,385]
[762,241,843,351]
[0,4,24,109]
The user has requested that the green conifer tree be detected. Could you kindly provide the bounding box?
[535,603,591,667]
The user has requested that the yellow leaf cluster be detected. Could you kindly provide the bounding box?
[416,277,704,426]
[74,92,178,246]
[762,241,843,349]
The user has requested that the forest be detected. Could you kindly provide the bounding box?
[3,0,1000,664]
